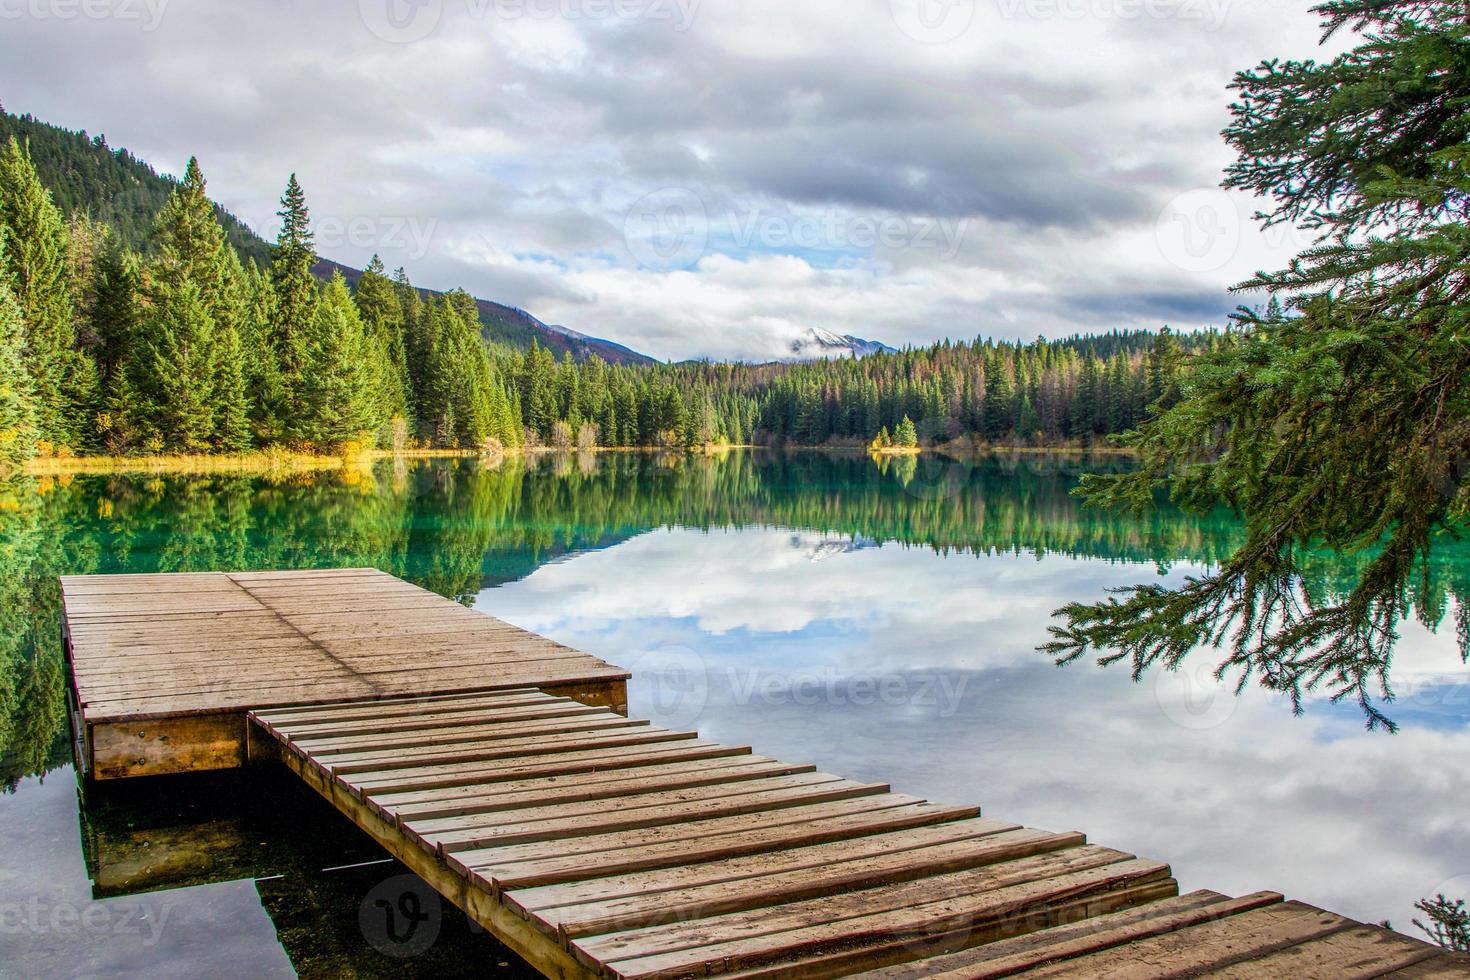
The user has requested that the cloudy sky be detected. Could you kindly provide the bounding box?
[1,0,1338,360]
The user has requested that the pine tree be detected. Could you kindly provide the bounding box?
[298,273,376,450]
[269,174,317,420]
[1047,0,1470,729]
[0,233,37,470]
[211,319,252,452]
[1146,327,1184,412]
[90,238,140,390]
[0,136,94,446]
[355,255,411,425]
[136,280,216,452]
[152,158,228,301]
[241,259,287,443]
[982,355,1014,440]
[896,415,918,448]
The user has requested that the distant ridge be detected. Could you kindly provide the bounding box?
[314,259,656,365]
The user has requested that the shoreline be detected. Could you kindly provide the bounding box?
[22,448,479,477]
[18,442,1134,477]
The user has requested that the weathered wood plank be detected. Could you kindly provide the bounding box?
[409,771,853,838]
[1012,901,1360,977]
[373,756,819,821]
[1199,922,1447,979]
[461,802,981,892]
[348,737,731,797]
[847,889,1286,979]
[89,714,247,779]
[65,570,627,733]
[506,817,1021,916]
[422,779,893,854]
[73,571,1438,980]
[586,856,1174,979]
[536,828,1089,941]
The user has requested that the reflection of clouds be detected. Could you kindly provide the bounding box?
[1,774,293,979]
[484,526,1470,933]
[486,528,1126,658]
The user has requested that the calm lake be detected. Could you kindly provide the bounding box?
[2,451,1468,977]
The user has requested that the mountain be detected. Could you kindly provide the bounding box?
[786,328,899,360]
[2,105,655,365]
[315,260,655,365]
[0,107,270,267]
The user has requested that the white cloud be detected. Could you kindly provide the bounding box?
[0,0,1339,358]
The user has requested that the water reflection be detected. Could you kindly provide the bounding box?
[0,451,1467,973]
[3,766,537,978]
[484,524,1470,936]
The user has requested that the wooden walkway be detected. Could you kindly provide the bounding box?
[62,570,1470,978]
[249,690,1469,979]
[62,569,628,778]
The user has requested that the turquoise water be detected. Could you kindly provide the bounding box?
[1,452,1467,975]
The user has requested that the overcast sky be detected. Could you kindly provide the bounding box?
[0,0,1336,360]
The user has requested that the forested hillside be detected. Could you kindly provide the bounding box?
[0,107,652,365]
[0,113,1222,468]
[497,327,1215,449]
[0,107,268,265]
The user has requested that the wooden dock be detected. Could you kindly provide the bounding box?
[61,570,1470,978]
[62,568,629,779]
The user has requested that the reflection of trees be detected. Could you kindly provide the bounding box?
[4,451,1469,787]
[0,476,98,791]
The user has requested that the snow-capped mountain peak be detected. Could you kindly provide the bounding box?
[786,328,898,361]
